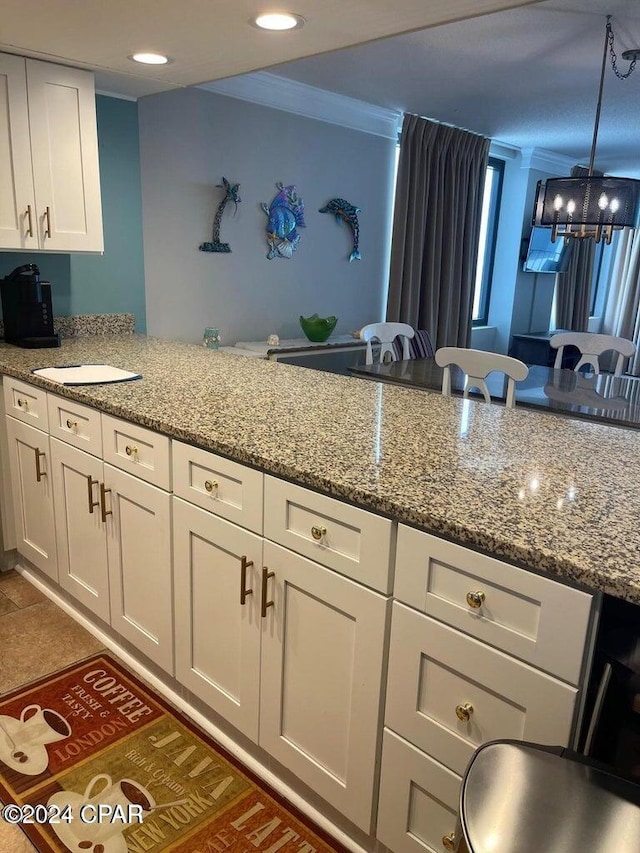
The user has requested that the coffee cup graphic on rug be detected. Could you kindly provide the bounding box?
[0,704,71,775]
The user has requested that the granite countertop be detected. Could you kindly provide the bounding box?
[1,334,639,605]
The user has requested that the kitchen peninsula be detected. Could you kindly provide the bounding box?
[1,333,638,853]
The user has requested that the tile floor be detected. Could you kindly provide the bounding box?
[0,569,105,852]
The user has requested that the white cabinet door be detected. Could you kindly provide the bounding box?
[0,53,37,249]
[173,497,262,740]
[5,416,57,580]
[51,438,109,621]
[259,540,390,833]
[105,464,173,674]
[26,58,103,252]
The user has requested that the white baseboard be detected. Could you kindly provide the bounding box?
[15,564,373,853]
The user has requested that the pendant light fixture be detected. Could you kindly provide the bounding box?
[533,16,640,244]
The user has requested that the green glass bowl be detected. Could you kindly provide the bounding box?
[299,314,338,343]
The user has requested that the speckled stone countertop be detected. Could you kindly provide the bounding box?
[1,335,639,605]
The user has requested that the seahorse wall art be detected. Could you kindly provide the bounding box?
[261,183,306,259]
[199,177,241,253]
[319,198,361,261]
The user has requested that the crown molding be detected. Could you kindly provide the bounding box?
[96,89,138,102]
[520,147,576,174]
[489,140,519,160]
[199,71,402,140]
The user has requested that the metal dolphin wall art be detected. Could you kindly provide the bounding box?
[319,198,361,261]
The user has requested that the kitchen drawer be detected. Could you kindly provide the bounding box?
[264,475,393,592]
[385,602,577,777]
[101,414,170,490]
[173,440,263,533]
[395,525,592,684]
[47,393,102,457]
[3,377,48,430]
[377,728,461,853]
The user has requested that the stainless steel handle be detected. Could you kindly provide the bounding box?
[311,524,327,541]
[240,556,253,605]
[25,204,33,237]
[100,483,112,523]
[466,590,485,609]
[44,206,52,239]
[261,566,275,617]
[34,448,46,482]
[87,475,99,514]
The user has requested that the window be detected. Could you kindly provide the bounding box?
[472,157,504,326]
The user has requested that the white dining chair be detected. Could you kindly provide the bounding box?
[359,322,414,365]
[435,347,529,408]
[550,332,636,377]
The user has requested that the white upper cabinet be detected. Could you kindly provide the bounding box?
[0,53,103,252]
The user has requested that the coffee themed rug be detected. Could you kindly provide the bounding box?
[0,654,346,853]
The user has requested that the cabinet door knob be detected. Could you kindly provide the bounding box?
[100,483,112,523]
[25,204,33,238]
[240,556,253,605]
[261,566,275,617]
[204,479,218,493]
[34,448,46,482]
[17,398,28,409]
[66,418,78,430]
[125,444,138,458]
[466,590,485,609]
[442,832,456,851]
[455,702,474,723]
[311,525,327,541]
[87,475,99,514]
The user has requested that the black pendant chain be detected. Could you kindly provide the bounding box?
[607,15,637,79]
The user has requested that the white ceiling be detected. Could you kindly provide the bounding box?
[2,1,639,175]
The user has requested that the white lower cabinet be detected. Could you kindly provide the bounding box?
[5,416,57,581]
[50,438,173,673]
[173,496,262,739]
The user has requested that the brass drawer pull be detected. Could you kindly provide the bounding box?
[125,444,138,458]
[442,832,456,851]
[66,418,78,430]
[240,556,253,605]
[261,566,275,617]
[311,524,327,541]
[17,398,28,409]
[466,590,485,609]
[34,448,46,482]
[44,205,52,239]
[204,479,218,493]
[100,483,112,523]
[455,702,474,723]
[25,204,33,237]
[87,475,99,514]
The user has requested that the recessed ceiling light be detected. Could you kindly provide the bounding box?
[130,52,170,65]
[252,12,305,31]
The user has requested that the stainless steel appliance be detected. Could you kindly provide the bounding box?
[0,264,60,348]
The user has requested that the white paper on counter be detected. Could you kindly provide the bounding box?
[32,364,142,385]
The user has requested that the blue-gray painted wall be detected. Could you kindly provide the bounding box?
[0,95,146,331]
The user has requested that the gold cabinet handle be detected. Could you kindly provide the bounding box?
[66,418,78,430]
[311,524,327,541]
[466,590,485,609]
[125,444,138,458]
[87,475,99,514]
[455,702,474,723]
[17,398,28,409]
[442,832,456,851]
[25,204,33,238]
[240,556,253,605]
[261,566,275,617]
[100,483,112,523]
[204,479,218,493]
[34,448,46,482]
[44,205,52,239]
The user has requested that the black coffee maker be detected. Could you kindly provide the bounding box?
[0,264,60,348]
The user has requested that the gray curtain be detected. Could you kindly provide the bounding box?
[386,113,489,349]
[554,165,598,331]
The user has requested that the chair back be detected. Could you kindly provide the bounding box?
[434,347,529,408]
[360,322,414,365]
[550,332,636,376]
[392,329,435,361]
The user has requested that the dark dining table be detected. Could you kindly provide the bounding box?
[348,358,640,430]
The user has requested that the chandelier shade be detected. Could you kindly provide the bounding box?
[532,16,640,244]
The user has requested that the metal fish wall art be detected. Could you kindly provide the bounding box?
[261,183,306,259]
[319,198,361,261]
[199,177,241,253]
